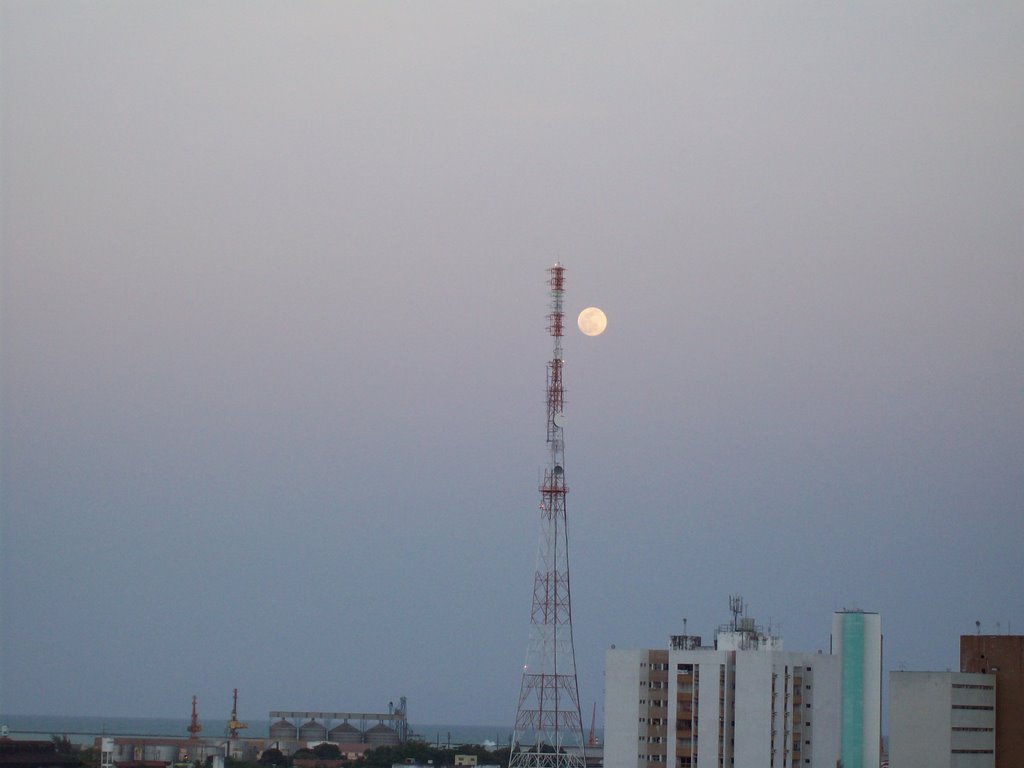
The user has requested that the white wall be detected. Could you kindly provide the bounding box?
[732,653,772,765]
[604,648,643,768]
[692,655,727,766]
[861,613,882,768]
[805,652,842,767]
[889,672,951,768]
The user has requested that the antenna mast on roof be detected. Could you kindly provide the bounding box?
[729,595,745,631]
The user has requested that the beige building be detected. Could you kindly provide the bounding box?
[888,671,995,768]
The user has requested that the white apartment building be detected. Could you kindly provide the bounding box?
[604,607,840,768]
[889,671,995,768]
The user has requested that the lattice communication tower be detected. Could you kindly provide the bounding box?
[509,263,586,768]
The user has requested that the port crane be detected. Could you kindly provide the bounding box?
[188,696,202,739]
[226,688,248,738]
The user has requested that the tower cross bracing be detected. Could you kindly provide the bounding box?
[509,263,586,768]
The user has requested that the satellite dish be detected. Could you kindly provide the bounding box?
[553,412,567,428]
[553,465,564,476]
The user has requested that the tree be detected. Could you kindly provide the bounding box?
[357,741,509,768]
[259,749,285,766]
[224,757,264,768]
[311,745,341,761]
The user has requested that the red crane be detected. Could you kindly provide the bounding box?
[187,696,202,739]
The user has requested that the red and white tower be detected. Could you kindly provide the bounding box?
[509,263,586,768]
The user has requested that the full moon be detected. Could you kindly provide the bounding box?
[577,307,608,336]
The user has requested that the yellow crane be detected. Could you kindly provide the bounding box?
[226,688,248,738]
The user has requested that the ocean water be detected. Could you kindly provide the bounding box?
[0,716,551,749]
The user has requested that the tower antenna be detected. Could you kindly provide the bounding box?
[729,594,744,631]
[509,263,586,768]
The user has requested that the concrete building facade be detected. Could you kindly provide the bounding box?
[831,611,882,768]
[604,612,841,768]
[889,671,995,768]
[960,635,1024,768]
[96,736,228,768]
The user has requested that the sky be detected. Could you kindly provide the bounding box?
[2,2,1023,729]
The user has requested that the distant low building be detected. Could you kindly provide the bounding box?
[96,737,226,768]
[292,744,371,765]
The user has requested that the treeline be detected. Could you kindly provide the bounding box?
[50,735,509,768]
[245,742,510,768]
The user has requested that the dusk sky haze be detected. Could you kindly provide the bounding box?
[2,3,1023,727]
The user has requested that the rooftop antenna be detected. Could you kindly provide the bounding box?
[976,620,981,635]
[729,595,744,631]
